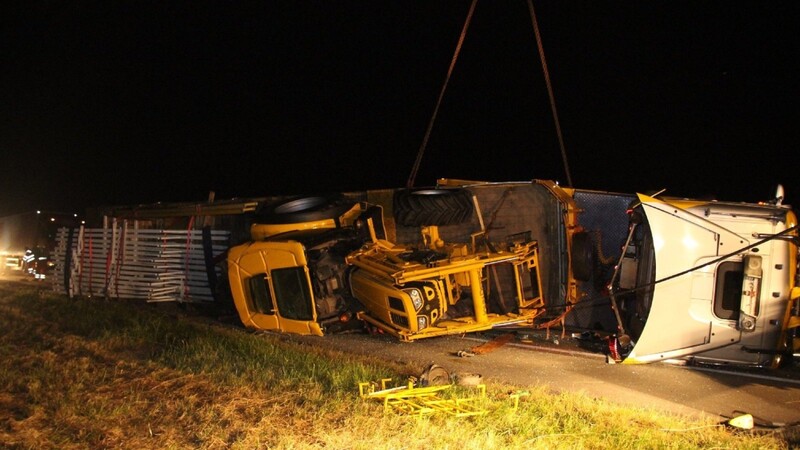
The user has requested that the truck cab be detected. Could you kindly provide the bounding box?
[228,229,366,336]
[227,197,373,336]
[614,192,799,367]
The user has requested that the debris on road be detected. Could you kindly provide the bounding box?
[456,332,515,357]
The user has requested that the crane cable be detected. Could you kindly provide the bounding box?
[407,0,478,188]
[526,0,573,187]
[408,1,573,188]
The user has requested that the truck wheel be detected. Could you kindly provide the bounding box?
[254,194,356,224]
[393,188,474,227]
[571,231,593,282]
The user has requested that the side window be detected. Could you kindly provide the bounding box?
[714,261,743,320]
[247,274,275,314]
[271,267,314,321]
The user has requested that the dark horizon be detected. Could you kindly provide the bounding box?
[2,2,797,217]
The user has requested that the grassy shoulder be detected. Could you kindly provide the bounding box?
[0,283,792,449]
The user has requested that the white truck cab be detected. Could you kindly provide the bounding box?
[615,192,799,367]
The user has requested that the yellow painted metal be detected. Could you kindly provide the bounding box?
[509,391,530,412]
[360,380,450,400]
[513,245,544,308]
[352,239,544,340]
[358,379,487,417]
[366,187,550,340]
[350,273,429,334]
[250,218,338,241]
[435,178,489,187]
[469,267,488,323]
[421,225,445,250]
[250,203,364,240]
[230,192,548,341]
[534,179,582,305]
[227,240,322,336]
[357,308,543,341]
[774,209,798,368]
[435,178,581,305]
[349,245,533,285]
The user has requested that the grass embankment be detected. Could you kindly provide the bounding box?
[0,284,792,449]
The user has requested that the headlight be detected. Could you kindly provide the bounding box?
[417,315,428,330]
[406,288,423,311]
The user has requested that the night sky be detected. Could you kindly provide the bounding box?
[2,2,798,217]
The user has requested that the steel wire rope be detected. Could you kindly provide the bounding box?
[526,0,573,187]
[407,0,478,188]
[545,224,799,315]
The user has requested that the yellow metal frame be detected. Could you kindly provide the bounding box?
[534,179,582,305]
[250,203,365,240]
[359,379,487,417]
[351,239,545,341]
[229,188,557,341]
[776,209,799,367]
[436,178,583,305]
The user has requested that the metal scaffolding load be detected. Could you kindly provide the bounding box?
[51,225,229,303]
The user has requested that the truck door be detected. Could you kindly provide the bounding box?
[623,194,748,364]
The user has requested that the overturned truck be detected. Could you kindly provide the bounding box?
[226,179,799,367]
[55,179,799,368]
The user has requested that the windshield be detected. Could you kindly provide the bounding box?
[271,266,314,321]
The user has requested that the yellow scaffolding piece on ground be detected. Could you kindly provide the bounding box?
[359,378,487,418]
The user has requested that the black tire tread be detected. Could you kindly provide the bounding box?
[393,188,474,227]
[571,231,594,282]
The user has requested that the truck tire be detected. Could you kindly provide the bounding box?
[571,231,593,282]
[393,188,474,227]
[254,195,356,224]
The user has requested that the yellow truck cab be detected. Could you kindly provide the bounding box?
[227,196,373,336]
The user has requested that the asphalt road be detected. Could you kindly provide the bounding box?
[292,329,800,426]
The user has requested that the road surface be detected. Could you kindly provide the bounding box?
[291,329,800,426]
